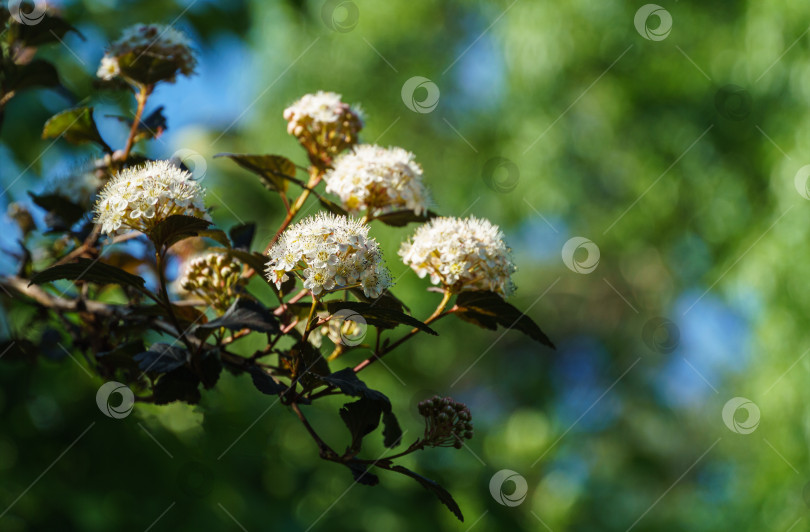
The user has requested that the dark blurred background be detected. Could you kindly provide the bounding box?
[2,0,809,530]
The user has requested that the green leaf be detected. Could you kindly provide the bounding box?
[374,210,437,227]
[42,106,109,149]
[153,367,201,405]
[29,258,147,290]
[215,153,300,193]
[325,301,436,335]
[148,215,212,251]
[196,298,279,334]
[133,343,187,373]
[455,291,555,348]
[388,465,464,522]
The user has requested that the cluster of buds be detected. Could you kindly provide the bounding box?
[178,253,245,312]
[283,91,363,164]
[417,396,474,449]
[97,23,197,85]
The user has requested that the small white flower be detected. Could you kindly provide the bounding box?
[96,55,120,81]
[94,160,210,238]
[399,216,517,296]
[266,213,392,299]
[324,144,430,217]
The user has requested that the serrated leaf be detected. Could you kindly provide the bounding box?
[215,153,300,193]
[10,13,80,47]
[340,397,383,452]
[247,365,286,395]
[42,106,108,149]
[200,352,222,390]
[317,195,348,216]
[326,301,436,335]
[198,228,230,248]
[321,369,400,448]
[345,460,380,486]
[374,209,437,227]
[29,258,146,290]
[148,214,211,251]
[229,222,256,250]
[7,59,61,92]
[133,343,187,373]
[28,191,85,230]
[196,298,279,334]
[389,465,464,522]
[153,367,201,405]
[381,410,403,448]
[349,287,408,313]
[455,291,554,348]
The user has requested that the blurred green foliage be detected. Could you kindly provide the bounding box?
[2,0,810,530]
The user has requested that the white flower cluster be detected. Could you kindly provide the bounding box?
[97,23,196,82]
[283,91,363,158]
[324,144,430,216]
[399,216,516,296]
[266,213,392,298]
[94,160,209,237]
[178,252,244,312]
